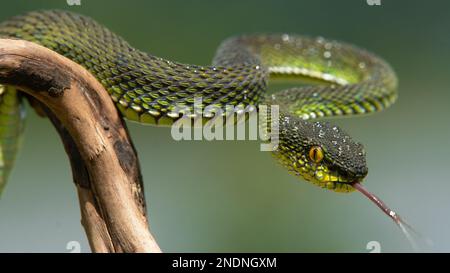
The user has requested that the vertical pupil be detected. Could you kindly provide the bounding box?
[312,149,317,160]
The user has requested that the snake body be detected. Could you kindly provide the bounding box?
[0,10,397,193]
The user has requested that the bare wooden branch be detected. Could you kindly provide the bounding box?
[0,39,161,253]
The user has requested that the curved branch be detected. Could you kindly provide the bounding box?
[0,39,161,253]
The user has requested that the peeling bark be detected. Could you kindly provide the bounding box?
[0,39,161,253]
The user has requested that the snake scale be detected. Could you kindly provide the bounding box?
[0,10,397,195]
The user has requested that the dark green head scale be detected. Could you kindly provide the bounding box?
[274,115,368,192]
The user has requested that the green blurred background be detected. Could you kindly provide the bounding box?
[0,0,449,252]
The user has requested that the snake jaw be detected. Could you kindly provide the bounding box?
[307,158,368,193]
[315,171,357,193]
[289,162,359,193]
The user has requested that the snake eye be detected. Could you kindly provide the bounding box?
[309,146,324,163]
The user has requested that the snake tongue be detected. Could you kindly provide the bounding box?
[351,182,400,223]
[351,181,422,251]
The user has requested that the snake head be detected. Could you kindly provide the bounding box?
[274,115,368,192]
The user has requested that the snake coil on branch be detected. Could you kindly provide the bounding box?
[0,10,412,245]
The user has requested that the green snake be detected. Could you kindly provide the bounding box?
[0,10,397,195]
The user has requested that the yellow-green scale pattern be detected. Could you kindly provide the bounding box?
[0,86,25,193]
[0,10,398,194]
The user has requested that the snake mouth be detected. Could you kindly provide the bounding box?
[324,165,368,192]
[313,165,368,193]
[313,170,357,193]
[320,180,355,193]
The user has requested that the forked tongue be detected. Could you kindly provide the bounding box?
[351,182,428,252]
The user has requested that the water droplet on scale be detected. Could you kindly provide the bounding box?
[315,171,324,180]
[316,36,325,44]
[281,34,290,42]
[318,129,325,138]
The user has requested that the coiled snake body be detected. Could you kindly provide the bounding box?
[0,10,397,194]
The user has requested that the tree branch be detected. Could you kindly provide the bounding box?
[0,39,161,253]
